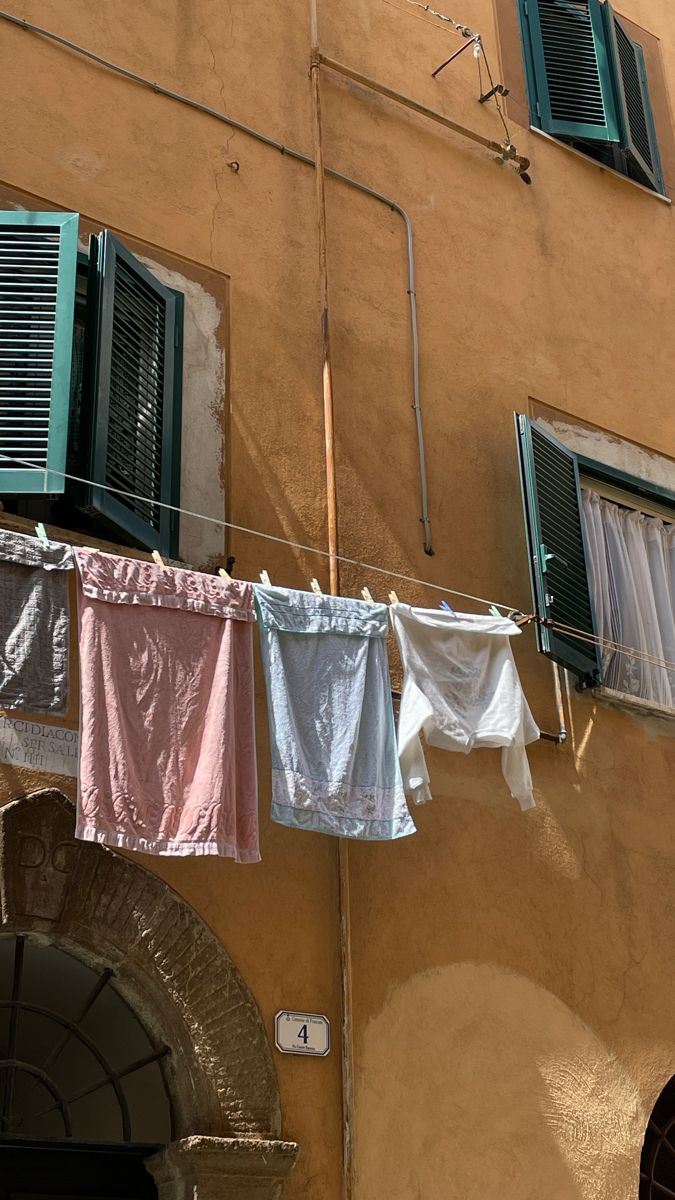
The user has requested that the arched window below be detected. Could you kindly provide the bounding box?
[640,1075,675,1199]
[0,934,173,1145]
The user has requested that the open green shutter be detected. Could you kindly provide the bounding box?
[515,415,601,684]
[83,232,181,556]
[523,0,619,142]
[0,211,78,494]
[603,5,664,192]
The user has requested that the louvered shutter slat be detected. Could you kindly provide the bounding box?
[514,415,601,684]
[0,211,78,493]
[603,5,664,193]
[522,0,620,142]
[83,232,181,556]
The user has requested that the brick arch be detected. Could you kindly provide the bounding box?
[0,788,280,1139]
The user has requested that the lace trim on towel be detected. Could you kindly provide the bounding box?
[271,769,415,840]
[75,821,260,863]
[75,549,254,620]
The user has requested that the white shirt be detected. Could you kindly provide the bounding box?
[390,605,539,811]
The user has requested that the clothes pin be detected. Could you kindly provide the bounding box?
[218,568,232,582]
[260,570,271,586]
[440,600,457,615]
[152,550,166,571]
[35,522,49,547]
[361,587,375,604]
[488,605,502,619]
[388,591,400,605]
[310,578,322,596]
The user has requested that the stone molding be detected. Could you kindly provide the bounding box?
[0,789,281,1138]
[146,1137,298,1200]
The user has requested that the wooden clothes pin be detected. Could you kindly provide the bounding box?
[151,550,166,571]
[310,578,322,596]
[361,587,375,604]
[260,570,271,586]
[388,591,400,605]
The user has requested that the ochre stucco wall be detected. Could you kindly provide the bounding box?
[1,0,675,1196]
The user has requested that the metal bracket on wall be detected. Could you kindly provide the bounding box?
[431,34,480,78]
[479,82,509,104]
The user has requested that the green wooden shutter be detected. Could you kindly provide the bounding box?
[0,211,78,494]
[83,232,182,556]
[603,5,664,192]
[522,0,620,142]
[515,415,601,684]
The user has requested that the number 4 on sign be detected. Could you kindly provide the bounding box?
[275,1010,331,1056]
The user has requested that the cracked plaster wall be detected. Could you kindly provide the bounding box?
[0,0,674,1198]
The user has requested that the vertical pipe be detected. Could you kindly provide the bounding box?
[337,839,355,1200]
[308,14,353,1200]
[309,0,339,595]
[551,661,568,742]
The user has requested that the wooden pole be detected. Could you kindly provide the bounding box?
[309,15,353,1200]
[309,0,339,596]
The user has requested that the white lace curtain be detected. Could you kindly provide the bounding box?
[582,489,675,708]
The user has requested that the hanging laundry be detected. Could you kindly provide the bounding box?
[0,529,74,714]
[254,585,415,840]
[74,550,259,860]
[390,604,539,810]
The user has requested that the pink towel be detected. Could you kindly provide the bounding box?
[74,550,259,861]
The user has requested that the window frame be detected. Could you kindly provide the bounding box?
[577,453,675,513]
[517,0,665,194]
[0,213,183,557]
[516,414,675,702]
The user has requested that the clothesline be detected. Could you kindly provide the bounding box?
[0,452,520,612]
[549,620,675,675]
[1,452,674,676]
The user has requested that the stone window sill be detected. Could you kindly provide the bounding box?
[593,684,675,720]
[529,127,672,205]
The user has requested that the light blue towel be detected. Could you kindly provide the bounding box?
[254,586,415,840]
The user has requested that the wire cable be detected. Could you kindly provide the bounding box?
[477,41,512,144]
[404,0,476,36]
[548,620,675,674]
[0,452,515,610]
[381,0,515,146]
[2,452,674,675]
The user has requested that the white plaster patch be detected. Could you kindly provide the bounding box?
[537,417,675,493]
[138,258,226,569]
[63,147,106,182]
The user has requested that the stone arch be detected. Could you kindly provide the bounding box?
[0,789,280,1142]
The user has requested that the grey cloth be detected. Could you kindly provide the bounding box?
[0,531,74,714]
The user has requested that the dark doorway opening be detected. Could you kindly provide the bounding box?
[0,1139,157,1200]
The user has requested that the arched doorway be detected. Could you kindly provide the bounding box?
[0,934,170,1199]
[640,1075,675,1199]
[0,791,297,1200]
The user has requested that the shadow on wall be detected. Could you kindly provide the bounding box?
[355,962,645,1200]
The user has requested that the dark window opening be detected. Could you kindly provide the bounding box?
[0,214,183,557]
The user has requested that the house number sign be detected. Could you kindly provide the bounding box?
[275,1010,331,1056]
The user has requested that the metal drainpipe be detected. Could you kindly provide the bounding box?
[0,8,444,553]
